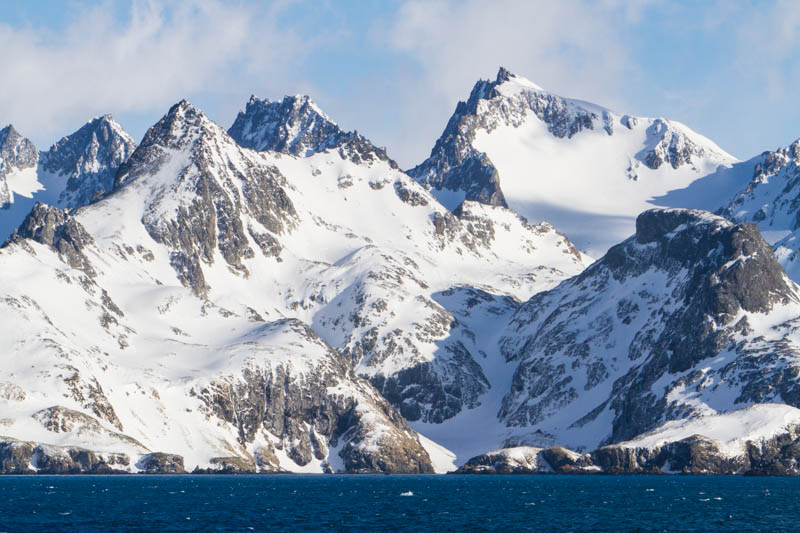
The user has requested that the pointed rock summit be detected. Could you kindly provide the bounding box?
[228,95,397,168]
[0,125,39,207]
[112,99,298,297]
[409,67,736,256]
[42,115,136,206]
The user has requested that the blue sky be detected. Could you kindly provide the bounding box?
[0,0,798,166]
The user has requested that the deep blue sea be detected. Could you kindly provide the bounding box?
[0,474,797,531]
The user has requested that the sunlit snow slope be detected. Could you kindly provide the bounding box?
[0,99,590,472]
[410,68,738,256]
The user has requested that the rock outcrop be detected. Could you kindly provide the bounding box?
[0,125,39,208]
[229,95,397,168]
[458,407,800,475]
[0,438,131,474]
[41,115,136,206]
[499,208,800,450]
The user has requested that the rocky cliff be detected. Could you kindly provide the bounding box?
[498,208,800,450]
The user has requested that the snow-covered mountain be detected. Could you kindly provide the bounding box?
[409,68,737,256]
[0,98,590,473]
[5,73,800,475]
[0,116,136,240]
[494,208,800,452]
[705,139,800,282]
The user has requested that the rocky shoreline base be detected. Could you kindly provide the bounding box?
[6,426,800,476]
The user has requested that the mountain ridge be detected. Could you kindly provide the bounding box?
[408,67,737,256]
[3,70,800,474]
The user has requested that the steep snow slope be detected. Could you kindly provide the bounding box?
[491,209,800,452]
[0,116,135,240]
[0,99,590,471]
[705,139,800,282]
[223,97,591,426]
[409,68,737,256]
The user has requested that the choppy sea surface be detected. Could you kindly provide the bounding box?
[0,474,797,531]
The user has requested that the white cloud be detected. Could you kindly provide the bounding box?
[369,0,645,166]
[388,0,637,110]
[0,0,310,143]
[733,0,800,102]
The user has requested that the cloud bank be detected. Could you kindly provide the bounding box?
[0,0,309,145]
[2,0,800,166]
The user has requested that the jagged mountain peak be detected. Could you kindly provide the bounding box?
[721,137,800,225]
[228,94,398,168]
[229,94,342,155]
[45,114,134,167]
[409,67,737,256]
[0,124,37,162]
[0,124,24,146]
[462,68,545,111]
[39,113,136,207]
[115,99,246,190]
[0,124,39,208]
[494,66,544,91]
[116,99,228,169]
[0,124,38,162]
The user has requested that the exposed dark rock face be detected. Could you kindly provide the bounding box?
[0,438,130,474]
[541,446,596,473]
[0,125,39,208]
[0,440,36,474]
[407,69,514,208]
[41,115,136,206]
[638,119,710,170]
[228,95,398,168]
[10,203,95,275]
[747,431,800,475]
[192,319,434,474]
[591,436,746,475]
[369,352,489,424]
[499,208,800,446]
[137,452,186,474]
[393,181,429,207]
[457,422,800,475]
[115,100,298,296]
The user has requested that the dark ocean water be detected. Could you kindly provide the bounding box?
[0,474,797,531]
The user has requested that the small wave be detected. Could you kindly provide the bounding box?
[645,488,654,492]
[699,498,710,502]
[400,491,414,497]
[58,512,71,516]
[714,497,723,501]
